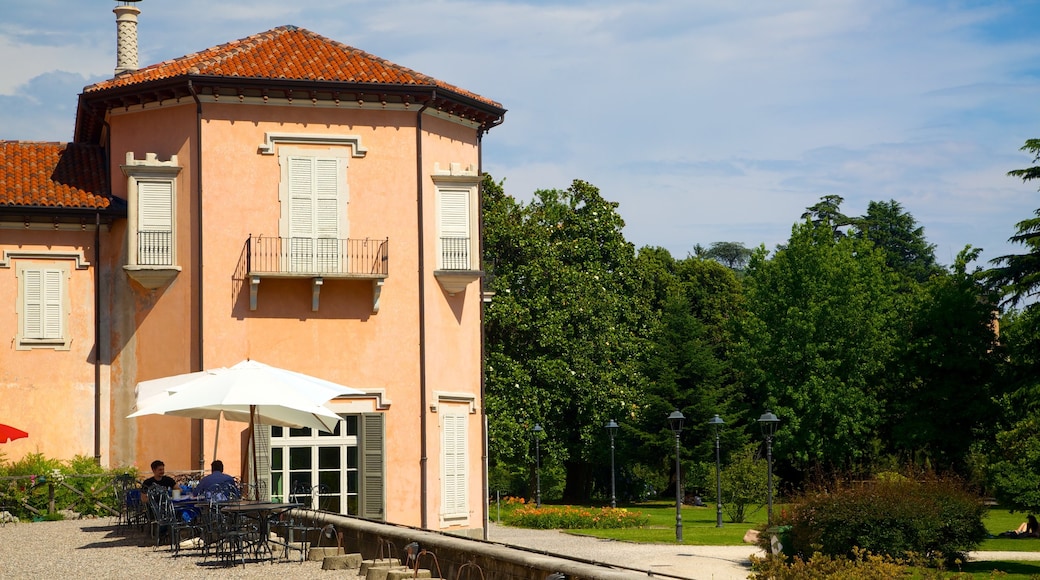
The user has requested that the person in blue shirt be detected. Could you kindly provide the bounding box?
[194,460,236,496]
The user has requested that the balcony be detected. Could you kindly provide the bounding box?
[245,236,388,312]
[124,230,180,289]
[434,236,482,295]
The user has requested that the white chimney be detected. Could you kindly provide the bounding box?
[113,1,143,76]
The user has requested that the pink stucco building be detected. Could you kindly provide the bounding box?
[0,1,504,535]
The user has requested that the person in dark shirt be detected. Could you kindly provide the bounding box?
[140,459,176,497]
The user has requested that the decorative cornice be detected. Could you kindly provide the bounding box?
[0,250,91,269]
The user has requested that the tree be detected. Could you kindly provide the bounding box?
[699,241,753,271]
[483,178,649,503]
[888,247,1001,472]
[851,200,940,283]
[627,248,747,502]
[735,215,902,475]
[987,139,1040,307]
[717,443,769,523]
[801,194,852,240]
[986,306,1040,511]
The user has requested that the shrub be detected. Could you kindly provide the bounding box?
[504,505,650,529]
[750,548,920,579]
[0,454,138,520]
[772,477,987,564]
[719,443,770,523]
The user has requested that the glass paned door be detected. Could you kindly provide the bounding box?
[269,415,359,514]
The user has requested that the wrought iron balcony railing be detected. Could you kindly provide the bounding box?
[440,236,472,270]
[137,230,173,266]
[246,236,388,278]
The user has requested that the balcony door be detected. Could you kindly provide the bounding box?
[287,155,346,274]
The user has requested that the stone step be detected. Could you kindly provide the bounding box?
[366,565,409,580]
[387,568,433,580]
[308,545,344,561]
[322,552,363,570]
[360,558,401,575]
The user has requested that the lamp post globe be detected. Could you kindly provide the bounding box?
[605,420,619,509]
[668,409,685,542]
[708,414,725,528]
[532,424,544,508]
[757,410,780,526]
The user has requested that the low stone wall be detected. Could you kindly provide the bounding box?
[294,510,645,580]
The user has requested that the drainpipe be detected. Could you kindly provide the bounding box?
[416,93,432,529]
[188,80,205,472]
[94,210,102,464]
[477,128,489,540]
[89,103,112,466]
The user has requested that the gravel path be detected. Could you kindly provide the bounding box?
[0,517,350,579]
[2,517,1037,580]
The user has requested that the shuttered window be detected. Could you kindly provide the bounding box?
[267,413,383,520]
[137,180,173,266]
[288,156,343,273]
[441,413,468,522]
[438,188,470,270]
[18,265,68,348]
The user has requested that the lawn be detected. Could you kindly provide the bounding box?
[492,500,1040,578]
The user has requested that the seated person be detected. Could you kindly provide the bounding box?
[194,459,237,498]
[140,459,176,498]
[1016,515,1040,538]
[1000,514,1039,538]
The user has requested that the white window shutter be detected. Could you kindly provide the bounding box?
[22,270,43,338]
[138,181,173,232]
[42,270,63,339]
[440,189,469,238]
[442,414,468,519]
[315,158,340,238]
[288,157,315,238]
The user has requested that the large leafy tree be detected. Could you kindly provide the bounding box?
[988,307,1040,511]
[735,211,902,475]
[483,178,648,502]
[889,247,1001,472]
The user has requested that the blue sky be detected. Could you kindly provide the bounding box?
[3,0,1040,265]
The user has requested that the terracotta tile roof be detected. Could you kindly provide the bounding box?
[0,142,113,210]
[86,25,502,108]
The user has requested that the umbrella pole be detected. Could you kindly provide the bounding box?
[211,414,222,467]
[250,405,260,501]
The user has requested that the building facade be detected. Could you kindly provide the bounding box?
[0,3,504,535]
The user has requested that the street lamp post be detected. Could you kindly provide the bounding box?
[668,410,685,542]
[757,410,780,526]
[605,420,619,509]
[708,414,725,528]
[532,424,544,508]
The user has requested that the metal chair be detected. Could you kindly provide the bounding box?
[199,497,248,567]
[273,482,330,561]
[149,490,200,552]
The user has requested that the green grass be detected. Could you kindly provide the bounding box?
[954,560,1040,579]
[980,507,1040,552]
[493,499,771,545]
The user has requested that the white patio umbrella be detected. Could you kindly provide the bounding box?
[128,360,364,495]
